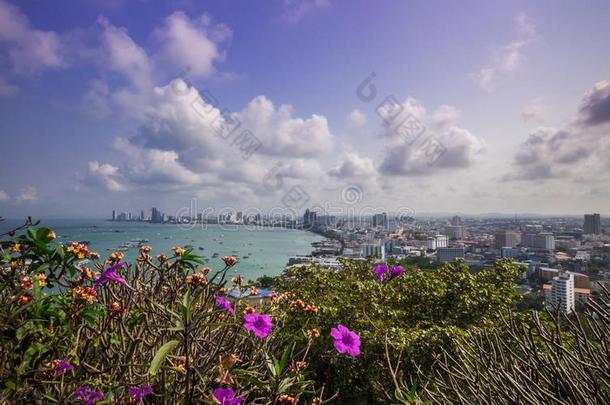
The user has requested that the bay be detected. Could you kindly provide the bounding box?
[1,219,324,282]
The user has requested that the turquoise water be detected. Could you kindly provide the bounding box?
[1,219,324,281]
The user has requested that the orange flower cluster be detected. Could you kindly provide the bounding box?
[66,242,90,259]
[172,246,185,256]
[277,395,297,405]
[249,286,259,296]
[304,304,319,314]
[156,253,168,262]
[306,328,321,338]
[34,274,47,288]
[186,272,208,287]
[11,243,25,253]
[17,294,33,305]
[231,276,243,285]
[202,267,211,274]
[48,230,57,239]
[222,256,238,267]
[243,305,255,314]
[290,299,305,309]
[72,287,97,304]
[20,276,33,290]
[109,302,126,315]
[89,252,100,260]
[80,267,98,280]
[140,245,152,254]
[109,252,124,263]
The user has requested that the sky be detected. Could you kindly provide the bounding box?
[0,0,610,219]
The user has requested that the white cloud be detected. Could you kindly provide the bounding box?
[521,97,547,122]
[281,0,330,23]
[0,190,9,202]
[86,161,125,191]
[16,186,38,203]
[346,109,367,129]
[377,97,485,176]
[506,80,610,182]
[431,105,461,128]
[238,95,334,157]
[578,79,610,126]
[154,11,230,78]
[0,0,65,74]
[329,152,376,179]
[86,78,334,197]
[471,13,536,91]
[98,17,153,89]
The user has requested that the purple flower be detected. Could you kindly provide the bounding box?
[94,262,127,289]
[373,264,389,282]
[213,387,245,405]
[390,265,404,279]
[53,359,74,376]
[373,264,404,283]
[215,295,235,315]
[71,386,104,405]
[330,324,361,357]
[128,384,153,402]
[243,313,273,339]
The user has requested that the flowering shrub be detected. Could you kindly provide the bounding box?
[0,221,535,404]
[0,222,325,403]
[273,258,522,402]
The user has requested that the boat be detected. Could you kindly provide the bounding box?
[198,247,204,250]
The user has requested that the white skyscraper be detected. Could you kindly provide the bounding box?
[549,272,575,313]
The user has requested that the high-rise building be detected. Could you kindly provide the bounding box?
[140,210,145,221]
[361,243,385,260]
[303,209,317,228]
[445,225,466,239]
[427,235,448,250]
[437,247,465,262]
[548,272,575,313]
[151,207,162,223]
[494,230,520,249]
[450,215,463,226]
[584,213,601,235]
[372,213,388,228]
[111,210,116,221]
[522,233,555,250]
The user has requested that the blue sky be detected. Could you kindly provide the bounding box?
[1,0,610,218]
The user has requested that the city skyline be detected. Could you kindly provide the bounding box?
[1,0,610,218]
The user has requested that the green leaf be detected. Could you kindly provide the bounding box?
[180,288,192,323]
[149,339,180,375]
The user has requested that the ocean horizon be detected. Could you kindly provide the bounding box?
[0,218,324,281]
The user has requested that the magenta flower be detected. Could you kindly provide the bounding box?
[53,359,74,376]
[213,387,245,405]
[128,384,153,402]
[373,264,389,282]
[373,264,404,283]
[330,324,361,357]
[94,262,127,289]
[71,386,104,405]
[243,313,273,339]
[390,265,404,279]
[215,295,235,315]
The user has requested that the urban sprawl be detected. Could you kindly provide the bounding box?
[111,208,610,314]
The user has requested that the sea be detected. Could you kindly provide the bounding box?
[0,219,325,282]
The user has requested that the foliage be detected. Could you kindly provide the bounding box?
[418,287,610,404]
[273,258,522,403]
[0,221,322,403]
